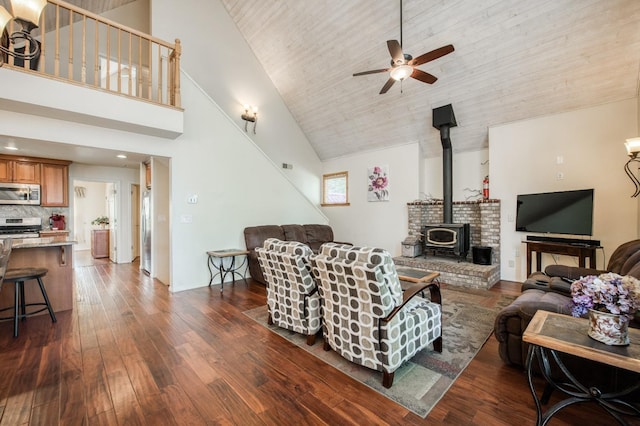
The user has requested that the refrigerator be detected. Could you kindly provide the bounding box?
[141,190,151,274]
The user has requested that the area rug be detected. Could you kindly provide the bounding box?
[243,286,515,418]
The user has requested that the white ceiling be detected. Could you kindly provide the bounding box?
[220,0,640,160]
[0,135,149,169]
[2,0,639,167]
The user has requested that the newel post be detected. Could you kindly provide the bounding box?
[170,38,182,108]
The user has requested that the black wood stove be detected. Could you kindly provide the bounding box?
[422,104,470,261]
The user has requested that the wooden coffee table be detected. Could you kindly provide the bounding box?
[395,267,440,297]
[396,266,439,284]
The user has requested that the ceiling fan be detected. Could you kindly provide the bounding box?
[353,0,454,94]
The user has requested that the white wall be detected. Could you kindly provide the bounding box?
[490,98,639,282]
[152,156,170,285]
[423,148,490,201]
[151,0,323,204]
[167,76,327,291]
[322,143,420,255]
[2,69,327,291]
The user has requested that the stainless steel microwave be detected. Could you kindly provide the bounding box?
[0,183,40,205]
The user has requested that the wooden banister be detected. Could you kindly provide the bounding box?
[2,0,181,109]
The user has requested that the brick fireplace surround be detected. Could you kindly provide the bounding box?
[394,199,501,289]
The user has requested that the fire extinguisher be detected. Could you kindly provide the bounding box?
[482,176,490,200]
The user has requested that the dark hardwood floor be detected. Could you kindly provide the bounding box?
[0,260,634,425]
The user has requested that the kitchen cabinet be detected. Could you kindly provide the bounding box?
[0,241,75,313]
[41,163,69,207]
[91,229,109,259]
[0,156,41,183]
[13,160,41,183]
[0,159,10,181]
[0,155,70,206]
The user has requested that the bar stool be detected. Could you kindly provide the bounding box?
[2,267,57,337]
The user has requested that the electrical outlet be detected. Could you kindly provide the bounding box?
[556,172,564,180]
[187,194,198,204]
[180,214,192,224]
[508,260,515,268]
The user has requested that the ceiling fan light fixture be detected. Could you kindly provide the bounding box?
[390,64,412,81]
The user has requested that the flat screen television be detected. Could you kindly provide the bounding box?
[515,189,594,236]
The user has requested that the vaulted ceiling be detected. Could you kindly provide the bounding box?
[220,0,640,160]
[2,0,639,165]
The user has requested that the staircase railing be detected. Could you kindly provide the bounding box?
[1,0,181,108]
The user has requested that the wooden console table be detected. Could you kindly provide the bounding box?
[525,241,598,276]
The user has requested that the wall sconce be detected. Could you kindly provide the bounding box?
[0,0,47,67]
[624,137,640,197]
[241,105,258,134]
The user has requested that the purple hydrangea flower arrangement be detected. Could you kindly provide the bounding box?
[570,272,640,319]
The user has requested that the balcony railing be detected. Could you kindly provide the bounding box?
[1,0,181,108]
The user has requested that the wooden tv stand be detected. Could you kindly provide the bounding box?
[525,240,599,276]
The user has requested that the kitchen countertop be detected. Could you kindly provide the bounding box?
[11,237,76,249]
[39,229,70,235]
[0,236,76,313]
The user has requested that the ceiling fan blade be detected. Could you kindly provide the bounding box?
[353,68,390,77]
[379,78,396,94]
[410,44,455,66]
[411,69,438,84]
[387,40,404,64]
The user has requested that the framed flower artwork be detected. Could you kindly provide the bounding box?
[368,165,389,201]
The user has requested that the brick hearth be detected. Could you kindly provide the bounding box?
[402,199,501,289]
[393,255,500,289]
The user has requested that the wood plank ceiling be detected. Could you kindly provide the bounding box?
[220,0,640,160]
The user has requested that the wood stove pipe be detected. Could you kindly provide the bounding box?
[432,104,458,224]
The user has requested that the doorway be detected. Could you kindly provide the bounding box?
[73,179,118,265]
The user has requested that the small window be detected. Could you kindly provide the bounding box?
[322,171,350,206]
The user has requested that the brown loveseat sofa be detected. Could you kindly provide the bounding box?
[495,239,640,368]
[244,224,340,285]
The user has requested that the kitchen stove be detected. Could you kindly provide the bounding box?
[0,217,42,238]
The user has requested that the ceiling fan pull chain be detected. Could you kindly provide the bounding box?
[399,0,403,48]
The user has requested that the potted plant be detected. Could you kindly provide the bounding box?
[91,216,109,229]
[570,272,640,345]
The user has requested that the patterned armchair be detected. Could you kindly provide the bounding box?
[255,238,322,345]
[311,243,442,388]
